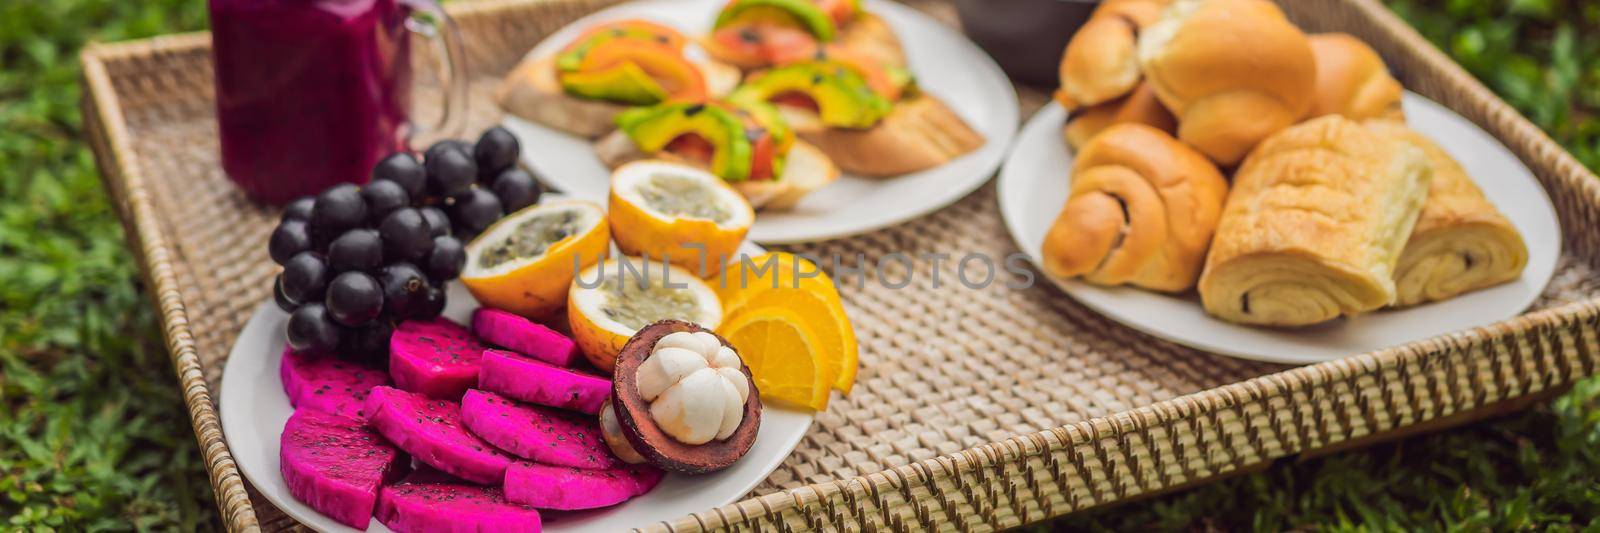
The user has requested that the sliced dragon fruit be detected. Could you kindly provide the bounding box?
[472,308,580,367]
[459,389,619,470]
[363,386,511,485]
[503,460,664,510]
[279,345,390,419]
[477,349,610,415]
[280,409,404,529]
[376,469,542,533]
[389,318,489,399]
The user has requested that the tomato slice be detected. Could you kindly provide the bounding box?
[748,132,777,182]
[710,24,820,67]
[665,134,716,165]
[559,19,687,56]
[814,45,903,101]
[814,0,858,25]
[770,92,821,113]
[578,43,708,101]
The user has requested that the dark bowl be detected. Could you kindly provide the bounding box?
[953,0,1101,88]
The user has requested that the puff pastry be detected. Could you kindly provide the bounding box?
[1198,116,1431,326]
[1041,123,1228,292]
[1365,121,1528,306]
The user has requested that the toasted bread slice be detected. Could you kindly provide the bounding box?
[839,12,906,69]
[782,94,983,177]
[593,132,838,210]
[496,55,742,138]
[731,142,839,210]
[496,56,626,138]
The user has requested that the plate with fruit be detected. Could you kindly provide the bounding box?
[221,130,860,531]
[496,0,1018,244]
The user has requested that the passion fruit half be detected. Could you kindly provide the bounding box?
[611,319,761,475]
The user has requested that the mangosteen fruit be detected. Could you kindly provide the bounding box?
[609,319,761,475]
[598,398,648,465]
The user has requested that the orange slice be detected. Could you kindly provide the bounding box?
[461,200,609,319]
[725,286,857,394]
[718,307,829,410]
[713,251,842,309]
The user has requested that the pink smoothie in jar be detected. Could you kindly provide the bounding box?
[210,0,413,204]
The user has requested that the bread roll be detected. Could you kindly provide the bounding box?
[1062,82,1175,150]
[1198,116,1431,326]
[1041,123,1228,292]
[1305,33,1405,122]
[1056,0,1170,109]
[1364,121,1527,306]
[1136,0,1315,166]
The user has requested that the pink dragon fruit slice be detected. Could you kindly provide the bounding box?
[503,461,664,510]
[376,470,542,533]
[459,389,620,470]
[389,318,489,400]
[280,409,405,529]
[477,349,610,415]
[280,345,390,419]
[472,308,580,367]
[363,386,512,485]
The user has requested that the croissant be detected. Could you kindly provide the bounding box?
[1041,123,1228,292]
[1136,0,1315,166]
[1061,81,1176,150]
[1305,33,1405,122]
[1198,116,1431,326]
[1364,121,1528,306]
[1055,0,1170,109]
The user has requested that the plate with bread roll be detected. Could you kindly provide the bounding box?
[999,0,1560,364]
[497,0,1016,244]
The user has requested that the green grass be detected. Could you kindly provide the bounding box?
[0,0,215,530]
[0,0,1595,530]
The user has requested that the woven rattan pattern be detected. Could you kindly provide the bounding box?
[80,0,1600,531]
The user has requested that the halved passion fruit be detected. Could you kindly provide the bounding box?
[461,200,609,319]
[608,319,761,474]
[567,257,722,372]
[609,161,754,278]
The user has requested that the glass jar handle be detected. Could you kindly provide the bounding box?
[401,0,469,146]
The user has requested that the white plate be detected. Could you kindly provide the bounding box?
[500,0,1018,244]
[998,94,1562,364]
[220,251,814,532]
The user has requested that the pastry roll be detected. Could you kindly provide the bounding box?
[1061,82,1176,150]
[1056,0,1170,108]
[1041,123,1228,292]
[1305,33,1405,122]
[1198,116,1431,326]
[1136,0,1316,166]
[1365,121,1528,306]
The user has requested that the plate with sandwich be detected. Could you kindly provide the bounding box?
[497,0,1018,244]
[999,0,1560,364]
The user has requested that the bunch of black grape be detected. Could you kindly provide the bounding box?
[270,127,542,360]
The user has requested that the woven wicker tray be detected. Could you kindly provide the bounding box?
[81,0,1600,530]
